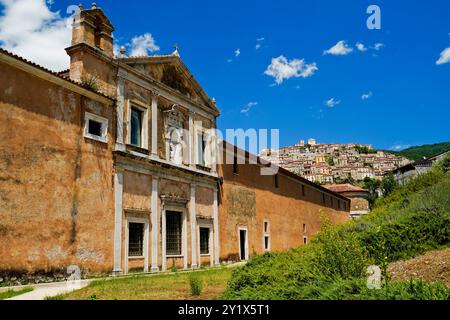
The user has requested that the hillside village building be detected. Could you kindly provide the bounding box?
[324,184,371,219]
[261,139,410,184]
[392,151,450,186]
[0,5,349,280]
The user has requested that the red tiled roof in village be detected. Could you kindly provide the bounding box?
[323,184,368,193]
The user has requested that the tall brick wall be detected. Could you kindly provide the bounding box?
[0,61,115,277]
[218,145,351,262]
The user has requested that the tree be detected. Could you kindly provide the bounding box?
[381,173,398,197]
[363,177,381,208]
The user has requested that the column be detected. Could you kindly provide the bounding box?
[151,178,159,272]
[213,189,220,265]
[151,94,158,157]
[144,222,149,273]
[211,122,217,174]
[190,185,198,269]
[161,206,167,272]
[113,171,123,274]
[189,112,195,168]
[115,69,126,151]
[183,209,188,270]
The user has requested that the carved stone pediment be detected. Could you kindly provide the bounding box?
[160,194,189,205]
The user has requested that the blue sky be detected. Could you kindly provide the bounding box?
[1,0,449,150]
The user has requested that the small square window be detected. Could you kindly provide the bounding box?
[199,227,210,255]
[303,236,308,245]
[84,112,108,143]
[88,119,102,137]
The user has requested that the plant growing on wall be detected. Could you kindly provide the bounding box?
[80,74,100,93]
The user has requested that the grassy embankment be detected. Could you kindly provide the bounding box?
[0,287,33,300]
[50,267,233,300]
[221,155,450,300]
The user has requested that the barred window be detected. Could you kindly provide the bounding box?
[166,211,182,256]
[199,227,210,255]
[128,223,144,257]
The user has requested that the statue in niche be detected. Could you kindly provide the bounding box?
[169,127,183,165]
[166,108,185,165]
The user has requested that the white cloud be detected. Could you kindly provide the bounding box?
[356,42,367,52]
[361,91,373,100]
[325,98,341,107]
[323,40,353,56]
[240,101,258,114]
[234,48,241,57]
[255,37,264,50]
[0,0,72,71]
[264,55,318,85]
[373,43,384,51]
[129,33,160,56]
[436,47,450,65]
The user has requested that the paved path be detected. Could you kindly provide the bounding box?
[4,280,91,300]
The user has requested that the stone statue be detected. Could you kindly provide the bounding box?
[169,128,183,165]
[366,265,382,290]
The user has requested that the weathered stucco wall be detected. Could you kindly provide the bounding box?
[218,154,350,262]
[0,62,115,276]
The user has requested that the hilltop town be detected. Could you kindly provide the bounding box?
[260,139,411,184]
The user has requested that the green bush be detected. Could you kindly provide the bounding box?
[189,273,203,296]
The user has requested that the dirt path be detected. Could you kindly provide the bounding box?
[388,248,450,286]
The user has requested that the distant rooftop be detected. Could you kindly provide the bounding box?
[324,184,369,193]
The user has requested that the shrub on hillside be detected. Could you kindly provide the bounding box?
[189,273,203,296]
[222,158,450,300]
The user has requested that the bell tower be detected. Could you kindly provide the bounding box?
[71,3,114,56]
[66,3,116,95]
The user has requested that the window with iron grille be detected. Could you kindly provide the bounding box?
[166,211,182,256]
[199,227,210,255]
[128,223,144,257]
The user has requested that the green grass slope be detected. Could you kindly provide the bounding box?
[221,155,450,300]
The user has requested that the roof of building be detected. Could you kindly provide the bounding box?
[392,150,450,174]
[323,184,369,194]
[118,51,219,113]
[222,141,350,202]
[0,48,115,101]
